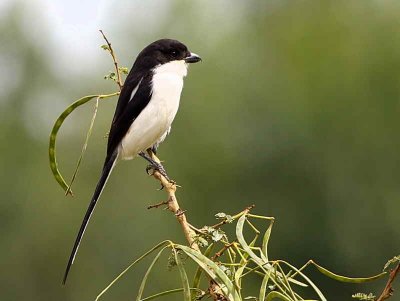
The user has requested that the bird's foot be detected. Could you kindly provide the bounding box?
[146,162,175,184]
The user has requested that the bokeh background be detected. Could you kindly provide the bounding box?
[1,0,400,300]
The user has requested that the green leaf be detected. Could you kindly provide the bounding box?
[236,215,265,267]
[234,266,246,292]
[104,72,117,82]
[279,261,327,301]
[139,288,203,301]
[310,260,386,283]
[96,240,171,301]
[101,44,110,51]
[49,92,119,194]
[178,245,241,301]
[118,66,129,74]
[192,243,214,288]
[215,212,227,219]
[212,230,224,242]
[173,247,191,301]
[236,215,308,291]
[195,236,209,248]
[383,255,400,271]
[220,265,232,277]
[258,270,271,301]
[262,218,274,262]
[234,232,259,293]
[136,246,170,301]
[275,263,297,301]
[265,291,292,301]
[351,293,376,300]
[192,243,214,300]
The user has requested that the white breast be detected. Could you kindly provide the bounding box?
[119,60,187,160]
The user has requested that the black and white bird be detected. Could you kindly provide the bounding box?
[63,39,201,284]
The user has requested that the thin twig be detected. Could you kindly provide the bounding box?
[211,241,236,261]
[99,29,123,91]
[147,200,169,210]
[377,263,400,301]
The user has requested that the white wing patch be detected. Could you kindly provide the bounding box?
[129,78,143,102]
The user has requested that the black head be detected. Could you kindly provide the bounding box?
[132,39,201,72]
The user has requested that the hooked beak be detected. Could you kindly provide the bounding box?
[185,53,202,63]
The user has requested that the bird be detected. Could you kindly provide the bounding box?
[62,39,201,284]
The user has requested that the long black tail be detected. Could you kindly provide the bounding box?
[62,152,118,284]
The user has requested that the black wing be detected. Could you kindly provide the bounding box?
[106,71,153,160]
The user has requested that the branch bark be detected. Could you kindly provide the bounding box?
[147,151,199,251]
[377,263,400,301]
[147,151,229,300]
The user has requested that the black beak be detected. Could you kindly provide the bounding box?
[185,53,202,63]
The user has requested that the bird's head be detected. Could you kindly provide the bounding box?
[133,39,201,72]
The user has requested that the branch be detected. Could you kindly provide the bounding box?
[147,151,199,251]
[377,263,400,301]
[99,29,123,91]
[147,152,231,300]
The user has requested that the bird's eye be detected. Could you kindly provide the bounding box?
[170,50,178,57]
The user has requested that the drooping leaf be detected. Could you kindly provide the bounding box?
[279,261,327,301]
[236,215,266,267]
[178,245,241,301]
[192,243,214,289]
[96,241,171,301]
[49,92,119,194]
[173,247,191,301]
[310,260,386,283]
[136,246,170,301]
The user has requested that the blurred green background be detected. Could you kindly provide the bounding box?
[1,0,399,300]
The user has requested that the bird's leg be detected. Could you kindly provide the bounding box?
[139,150,171,182]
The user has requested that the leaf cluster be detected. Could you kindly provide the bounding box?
[95,209,386,301]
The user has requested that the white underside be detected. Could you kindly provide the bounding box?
[119,60,188,160]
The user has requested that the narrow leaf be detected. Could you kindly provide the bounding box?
[178,245,241,301]
[140,288,202,301]
[173,248,191,301]
[236,215,265,267]
[280,261,327,301]
[96,241,171,301]
[234,232,260,292]
[192,243,215,289]
[265,291,292,301]
[258,270,272,301]
[136,246,170,301]
[310,261,386,283]
[262,218,274,261]
[49,92,119,194]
